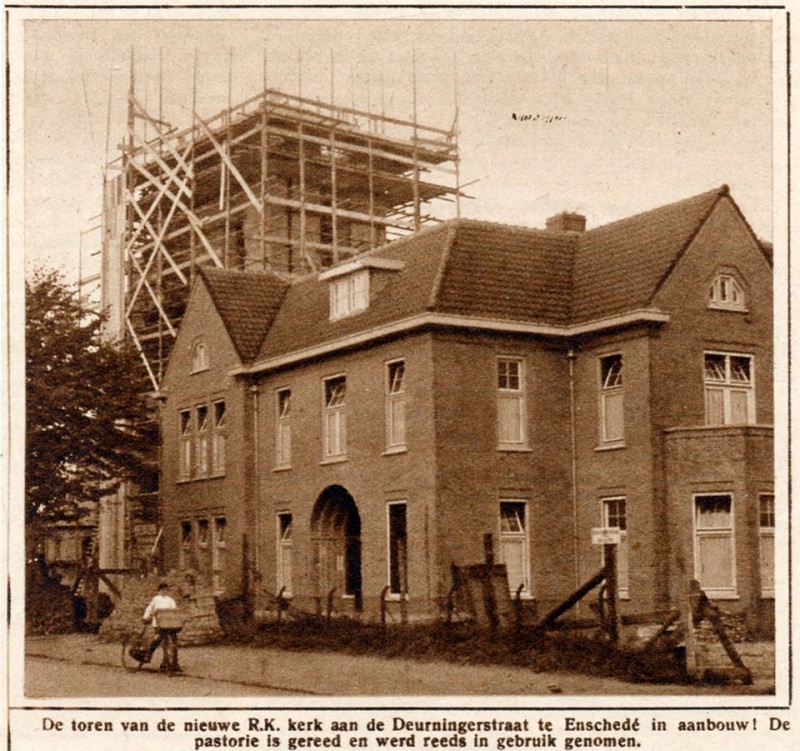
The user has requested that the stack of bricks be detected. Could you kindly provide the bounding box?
[99,570,223,646]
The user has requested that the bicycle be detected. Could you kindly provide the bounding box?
[121,609,186,673]
[120,623,155,672]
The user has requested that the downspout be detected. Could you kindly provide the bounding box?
[250,384,261,600]
[567,347,580,593]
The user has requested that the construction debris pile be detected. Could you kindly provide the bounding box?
[99,570,223,646]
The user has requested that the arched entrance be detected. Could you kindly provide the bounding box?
[311,486,362,609]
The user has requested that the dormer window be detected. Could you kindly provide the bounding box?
[329,270,369,321]
[320,256,404,322]
[191,341,209,372]
[709,272,746,311]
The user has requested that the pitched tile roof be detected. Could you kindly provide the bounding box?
[259,222,453,360]
[200,267,289,361]
[570,186,725,322]
[434,220,575,324]
[191,185,743,367]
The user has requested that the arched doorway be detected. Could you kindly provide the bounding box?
[311,486,362,609]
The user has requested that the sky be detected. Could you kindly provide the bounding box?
[20,15,775,284]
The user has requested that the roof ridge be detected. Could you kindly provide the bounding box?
[584,185,728,236]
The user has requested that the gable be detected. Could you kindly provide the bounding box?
[161,278,243,391]
[651,194,772,314]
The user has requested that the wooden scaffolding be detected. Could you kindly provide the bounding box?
[101,67,462,389]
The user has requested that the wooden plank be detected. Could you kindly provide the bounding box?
[535,567,606,631]
[194,110,263,214]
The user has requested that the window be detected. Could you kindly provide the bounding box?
[211,401,227,474]
[329,270,370,320]
[196,405,209,476]
[601,498,629,596]
[499,501,530,596]
[277,513,293,596]
[179,410,192,479]
[386,360,407,450]
[760,494,775,598]
[179,521,192,569]
[191,341,209,372]
[212,517,227,595]
[599,354,624,444]
[709,272,746,311]
[276,389,292,468]
[694,494,736,598]
[497,357,526,447]
[704,352,754,425]
[323,376,347,459]
[387,502,408,596]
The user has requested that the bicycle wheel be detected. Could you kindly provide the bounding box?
[120,632,146,673]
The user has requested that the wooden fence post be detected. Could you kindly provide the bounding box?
[603,544,620,644]
[682,577,700,680]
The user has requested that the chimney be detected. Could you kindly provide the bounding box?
[545,212,586,233]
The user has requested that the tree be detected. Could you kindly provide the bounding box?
[25,267,156,534]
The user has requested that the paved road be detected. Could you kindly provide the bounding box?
[26,655,303,697]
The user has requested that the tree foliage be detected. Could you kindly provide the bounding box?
[25,267,156,527]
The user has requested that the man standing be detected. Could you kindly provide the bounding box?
[143,581,182,674]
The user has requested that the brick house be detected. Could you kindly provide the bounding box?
[158,185,774,630]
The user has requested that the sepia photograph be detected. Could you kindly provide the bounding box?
[6,6,792,738]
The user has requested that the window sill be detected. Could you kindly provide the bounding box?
[595,442,626,452]
[320,456,348,466]
[704,593,740,601]
[761,592,775,600]
[177,473,226,484]
[190,367,210,375]
[384,593,409,602]
[273,465,292,473]
[707,304,749,314]
[382,446,408,456]
[498,445,533,453]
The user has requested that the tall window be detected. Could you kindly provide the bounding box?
[191,341,209,372]
[387,502,408,596]
[196,405,209,476]
[276,389,292,468]
[760,494,775,598]
[694,494,736,598]
[599,354,624,444]
[329,270,369,320]
[211,401,227,474]
[323,376,347,458]
[386,360,407,450]
[704,352,754,425]
[179,521,193,569]
[179,410,192,479]
[277,513,293,596]
[499,501,530,596]
[709,272,746,311]
[601,498,629,596]
[197,518,210,573]
[497,357,526,448]
[212,517,227,595]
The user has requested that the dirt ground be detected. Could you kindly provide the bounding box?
[23,634,776,698]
